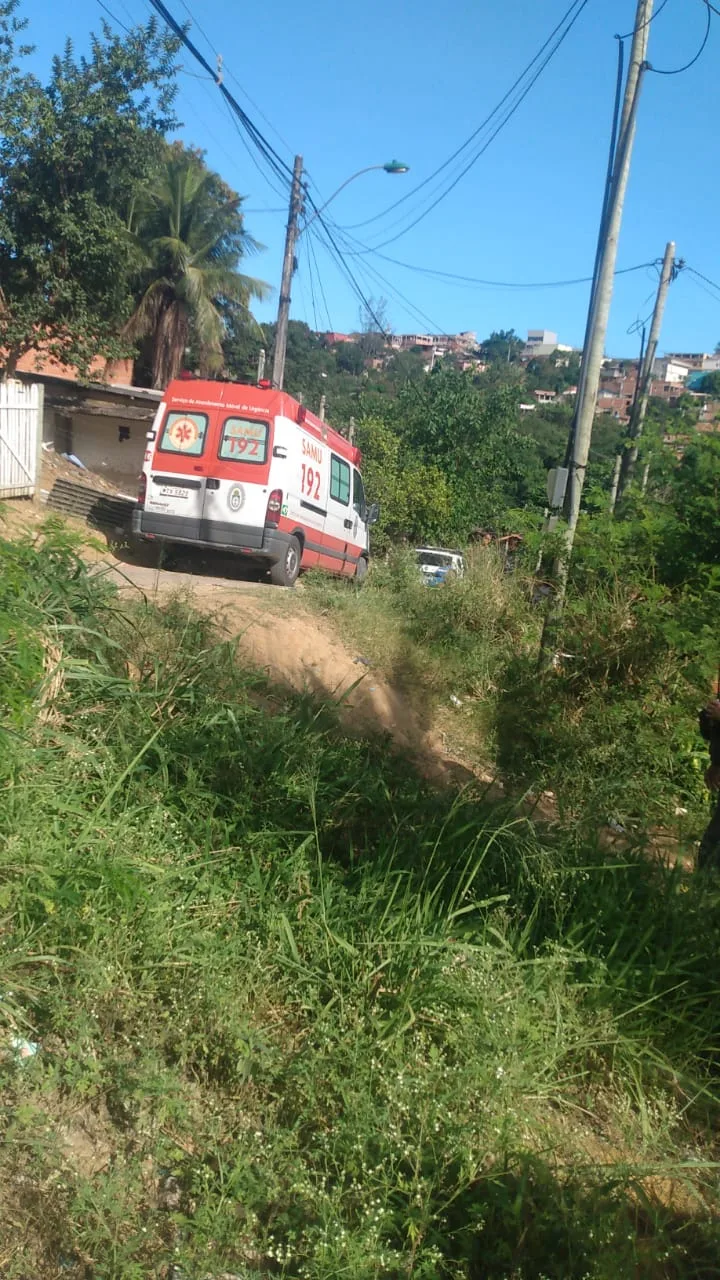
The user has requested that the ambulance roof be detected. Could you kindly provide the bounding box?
[164,378,361,466]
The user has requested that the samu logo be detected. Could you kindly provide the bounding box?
[227,484,245,513]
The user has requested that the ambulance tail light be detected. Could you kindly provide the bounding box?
[265,488,283,527]
[138,473,147,505]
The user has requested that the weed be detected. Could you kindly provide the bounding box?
[1,525,720,1276]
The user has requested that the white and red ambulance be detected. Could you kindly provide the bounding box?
[132,377,377,586]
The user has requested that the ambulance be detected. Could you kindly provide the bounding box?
[132,378,378,586]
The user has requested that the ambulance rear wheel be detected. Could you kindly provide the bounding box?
[271,536,301,587]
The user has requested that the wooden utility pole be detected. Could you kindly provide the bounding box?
[539,0,653,670]
[615,239,676,503]
[271,155,304,390]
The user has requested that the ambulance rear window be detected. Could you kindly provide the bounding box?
[158,411,208,457]
[218,417,269,464]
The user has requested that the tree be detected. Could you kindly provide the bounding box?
[355,416,452,549]
[127,145,270,388]
[391,368,544,534]
[0,5,180,376]
[357,295,389,360]
[697,371,720,397]
[479,329,524,364]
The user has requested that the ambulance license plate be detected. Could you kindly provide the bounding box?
[159,485,188,499]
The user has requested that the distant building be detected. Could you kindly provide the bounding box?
[533,388,557,405]
[652,357,691,384]
[663,351,720,372]
[387,330,477,355]
[522,329,574,360]
[527,329,558,349]
[597,366,692,422]
[321,332,355,346]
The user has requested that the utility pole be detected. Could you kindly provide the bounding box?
[608,323,647,514]
[608,454,622,511]
[271,154,304,390]
[615,239,676,503]
[319,393,326,422]
[539,0,653,670]
[257,347,266,382]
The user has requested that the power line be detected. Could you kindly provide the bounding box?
[95,0,131,32]
[339,0,592,242]
[328,253,660,291]
[648,0,712,73]
[306,231,334,332]
[176,0,217,59]
[342,0,593,254]
[687,266,720,297]
[300,240,320,332]
[147,0,294,194]
[305,209,389,334]
[618,0,672,38]
[157,0,296,160]
[219,94,289,203]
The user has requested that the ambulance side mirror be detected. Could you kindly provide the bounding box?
[367,502,380,526]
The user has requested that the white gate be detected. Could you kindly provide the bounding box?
[0,379,44,499]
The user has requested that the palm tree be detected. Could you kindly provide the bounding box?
[127,146,270,388]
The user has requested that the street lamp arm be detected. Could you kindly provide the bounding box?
[302,161,409,233]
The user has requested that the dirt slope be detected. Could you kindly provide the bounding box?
[104,558,489,787]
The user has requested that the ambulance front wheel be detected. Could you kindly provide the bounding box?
[355,556,368,583]
[270,536,301,587]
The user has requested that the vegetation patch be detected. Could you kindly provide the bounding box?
[1,526,720,1277]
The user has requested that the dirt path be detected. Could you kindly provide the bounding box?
[105,558,488,787]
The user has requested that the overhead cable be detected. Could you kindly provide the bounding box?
[342,0,592,236]
[648,0,712,73]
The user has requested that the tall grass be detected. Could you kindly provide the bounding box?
[307,547,712,835]
[305,547,535,709]
[1,524,720,1277]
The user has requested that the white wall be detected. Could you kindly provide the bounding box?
[70,412,146,493]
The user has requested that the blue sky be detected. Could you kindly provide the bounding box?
[16,0,720,355]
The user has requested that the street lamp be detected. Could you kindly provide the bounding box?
[272,157,410,388]
[301,161,410,233]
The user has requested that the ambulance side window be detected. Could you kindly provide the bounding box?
[158,411,208,457]
[353,470,367,520]
[330,455,351,505]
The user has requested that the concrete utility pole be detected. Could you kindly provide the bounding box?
[608,453,622,511]
[539,0,653,670]
[319,393,326,422]
[256,347,266,382]
[271,154,304,390]
[615,239,676,503]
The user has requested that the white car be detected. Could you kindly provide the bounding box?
[416,547,465,586]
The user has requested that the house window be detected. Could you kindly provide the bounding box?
[330,454,351,505]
